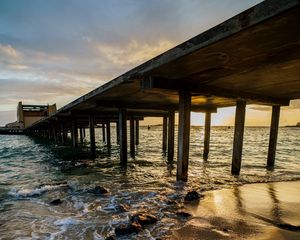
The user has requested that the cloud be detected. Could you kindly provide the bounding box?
[0,44,22,59]
[96,39,175,67]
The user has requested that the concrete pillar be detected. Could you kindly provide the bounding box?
[71,119,78,148]
[119,108,127,164]
[52,125,57,144]
[82,127,86,138]
[130,117,135,158]
[203,112,211,160]
[177,91,191,182]
[267,106,281,168]
[106,121,111,148]
[135,119,139,146]
[168,111,175,162]
[79,125,84,144]
[116,121,120,144]
[102,123,106,142]
[61,123,67,145]
[89,114,96,158]
[162,116,168,152]
[231,100,246,175]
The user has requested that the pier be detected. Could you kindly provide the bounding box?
[15,0,300,181]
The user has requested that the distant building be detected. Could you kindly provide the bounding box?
[5,102,57,128]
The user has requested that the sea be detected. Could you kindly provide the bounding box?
[0,126,299,239]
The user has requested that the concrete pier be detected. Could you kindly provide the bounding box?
[89,114,96,158]
[119,109,127,164]
[267,106,281,168]
[130,118,135,158]
[231,101,246,175]
[71,119,78,148]
[162,116,168,152]
[203,112,211,160]
[177,91,191,182]
[135,120,139,146]
[106,121,111,149]
[168,111,175,162]
[23,0,300,182]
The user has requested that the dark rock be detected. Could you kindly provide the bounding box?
[115,222,142,236]
[176,211,192,218]
[115,204,130,212]
[184,191,200,202]
[105,236,116,240]
[50,199,63,205]
[88,186,109,194]
[131,213,158,226]
[166,200,177,205]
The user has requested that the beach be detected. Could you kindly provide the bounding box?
[173,181,300,240]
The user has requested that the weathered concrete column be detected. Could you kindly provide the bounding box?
[61,123,67,145]
[71,119,78,148]
[106,121,111,148]
[135,119,139,146]
[267,105,281,168]
[203,112,211,160]
[119,109,127,164]
[162,116,168,152]
[89,114,96,158]
[102,123,106,142]
[231,100,246,175]
[52,125,57,144]
[130,117,135,158]
[116,121,120,144]
[79,125,84,144]
[177,91,191,182]
[168,111,175,162]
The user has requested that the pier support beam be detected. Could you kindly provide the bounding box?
[79,125,84,144]
[135,120,139,146]
[231,100,246,175]
[71,119,78,148]
[267,105,281,168]
[119,109,127,164]
[177,91,191,182]
[61,123,67,145]
[162,116,168,152]
[130,117,135,158]
[116,121,120,144]
[168,111,175,162]
[102,123,106,142]
[203,112,211,160]
[106,121,111,149]
[89,114,96,158]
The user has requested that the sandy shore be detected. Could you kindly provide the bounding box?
[172,181,300,240]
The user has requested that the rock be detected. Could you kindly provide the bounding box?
[115,222,142,236]
[176,211,192,218]
[131,213,158,226]
[87,186,108,194]
[105,236,116,240]
[50,199,63,205]
[184,191,200,202]
[297,122,300,127]
[115,204,130,212]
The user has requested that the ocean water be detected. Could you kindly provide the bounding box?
[0,126,299,239]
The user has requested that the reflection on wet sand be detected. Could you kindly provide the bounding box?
[173,181,300,240]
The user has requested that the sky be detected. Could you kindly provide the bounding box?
[0,0,299,126]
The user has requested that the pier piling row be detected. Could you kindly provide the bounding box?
[24,0,300,181]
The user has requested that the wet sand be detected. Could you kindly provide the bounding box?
[172,181,300,240]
